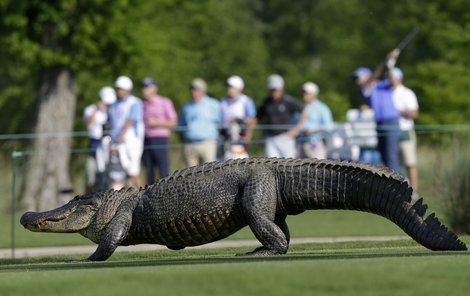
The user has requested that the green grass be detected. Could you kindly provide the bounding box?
[1,239,469,296]
[1,141,469,295]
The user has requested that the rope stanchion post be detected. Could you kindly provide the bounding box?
[10,148,22,258]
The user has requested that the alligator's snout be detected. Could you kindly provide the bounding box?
[20,211,37,227]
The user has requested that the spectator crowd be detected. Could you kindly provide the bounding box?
[84,49,419,198]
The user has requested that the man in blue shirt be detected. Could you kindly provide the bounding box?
[178,78,221,167]
[297,82,334,159]
[353,49,401,172]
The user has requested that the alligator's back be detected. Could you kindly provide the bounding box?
[127,157,465,252]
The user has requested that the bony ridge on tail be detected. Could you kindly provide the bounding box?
[20,157,467,261]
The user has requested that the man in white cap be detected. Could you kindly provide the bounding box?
[220,75,257,159]
[297,82,334,159]
[108,75,144,189]
[257,74,304,158]
[391,68,420,197]
[83,86,116,192]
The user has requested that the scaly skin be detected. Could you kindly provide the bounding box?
[20,158,467,261]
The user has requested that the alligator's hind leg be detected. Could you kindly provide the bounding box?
[239,172,289,256]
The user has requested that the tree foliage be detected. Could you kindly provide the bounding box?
[1,0,469,137]
[0,0,469,210]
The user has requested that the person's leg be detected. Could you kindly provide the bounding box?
[154,137,170,178]
[142,137,154,185]
[388,123,401,172]
[199,140,218,164]
[401,130,418,192]
[85,156,96,193]
[382,121,400,172]
[183,143,199,167]
[303,140,327,159]
[125,139,144,189]
[377,125,387,167]
[264,136,280,158]
[377,120,400,172]
[277,134,297,158]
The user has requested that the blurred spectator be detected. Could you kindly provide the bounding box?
[178,78,221,167]
[220,75,256,159]
[353,49,401,172]
[83,86,116,193]
[297,82,334,159]
[141,77,177,184]
[391,68,420,195]
[347,105,381,164]
[257,74,304,158]
[108,75,145,189]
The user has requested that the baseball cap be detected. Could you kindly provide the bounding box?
[392,67,404,80]
[98,86,117,105]
[226,75,244,89]
[141,77,158,88]
[267,74,284,90]
[353,67,372,78]
[190,78,207,90]
[115,75,133,90]
[302,82,319,95]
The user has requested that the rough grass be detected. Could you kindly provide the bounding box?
[1,239,469,296]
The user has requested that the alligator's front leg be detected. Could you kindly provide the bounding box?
[86,208,132,261]
[83,196,140,262]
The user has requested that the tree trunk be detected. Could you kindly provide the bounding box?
[22,67,76,211]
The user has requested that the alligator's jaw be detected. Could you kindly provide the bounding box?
[21,211,76,233]
[20,202,97,233]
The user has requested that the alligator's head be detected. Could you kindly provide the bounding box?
[20,188,138,243]
[20,192,107,233]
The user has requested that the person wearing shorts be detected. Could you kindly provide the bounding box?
[108,75,144,189]
[392,68,419,196]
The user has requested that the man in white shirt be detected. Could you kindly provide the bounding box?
[220,75,256,159]
[391,68,419,197]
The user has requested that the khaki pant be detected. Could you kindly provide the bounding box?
[299,139,327,159]
[399,129,417,167]
[183,140,218,167]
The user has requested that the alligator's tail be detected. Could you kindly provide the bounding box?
[276,158,467,251]
[387,196,466,251]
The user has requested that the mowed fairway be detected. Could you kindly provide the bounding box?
[1,238,469,296]
[2,209,469,295]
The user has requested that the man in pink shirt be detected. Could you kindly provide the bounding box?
[141,77,177,184]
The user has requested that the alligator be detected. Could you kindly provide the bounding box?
[20,157,467,261]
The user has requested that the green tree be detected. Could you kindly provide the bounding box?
[0,0,140,210]
[0,0,269,210]
[407,0,470,125]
